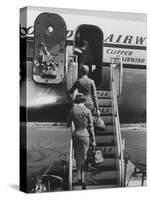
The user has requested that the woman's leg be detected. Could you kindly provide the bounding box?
[73,135,90,185]
[72,136,82,182]
[77,170,81,180]
[81,136,90,185]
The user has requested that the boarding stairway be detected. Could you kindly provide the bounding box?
[69,57,125,190]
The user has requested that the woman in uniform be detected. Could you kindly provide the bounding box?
[67,93,96,189]
[69,65,100,116]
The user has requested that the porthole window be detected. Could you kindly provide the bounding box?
[48,26,54,33]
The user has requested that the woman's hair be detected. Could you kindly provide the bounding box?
[74,93,86,104]
[80,65,89,75]
[82,40,88,48]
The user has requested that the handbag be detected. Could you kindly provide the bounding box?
[87,146,104,166]
[93,147,104,164]
[93,115,106,130]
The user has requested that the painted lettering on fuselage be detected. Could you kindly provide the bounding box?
[104,34,146,45]
[20,26,147,65]
[20,26,146,46]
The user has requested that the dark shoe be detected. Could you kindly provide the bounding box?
[82,182,86,190]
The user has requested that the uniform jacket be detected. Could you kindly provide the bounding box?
[69,76,99,111]
[67,104,95,145]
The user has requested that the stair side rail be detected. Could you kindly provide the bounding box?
[67,54,78,190]
[110,57,124,186]
[69,123,75,190]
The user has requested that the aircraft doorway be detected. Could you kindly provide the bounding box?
[74,24,103,88]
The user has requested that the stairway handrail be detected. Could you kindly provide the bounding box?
[68,54,78,190]
[111,57,123,96]
[69,123,74,190]
[110,57,124,186]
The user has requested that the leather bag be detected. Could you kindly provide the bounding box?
[93,115,106,130]
[87,146,104,166]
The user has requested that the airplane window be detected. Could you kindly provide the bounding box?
[48,26,54,33]
[45,26,54,36]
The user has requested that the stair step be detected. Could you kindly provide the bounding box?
[96,143,115,147]
[96,135,114,146]
[95,125,114,135]
[97,91,111,99]
[96,152,115,158]
[73,165,116,172]
[72,151,116,170]
[96,158,116,167]
[95,129,114,136]
[86,179,118,186]
[99,146,117,154]
[98,107,113,116]
[72,184,118,190]
[87,165,116,172]
[85,184,118,189]
[102,153,116,158]
[73,157,117,171]
[72,171,118,186]
[99,116,113,125]
[86,171,118,184]
[98,99,112,107]
[92,116,113,125]
[95,145,116,158]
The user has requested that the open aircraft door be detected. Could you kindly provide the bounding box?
[73,24,103,88]
[33,13,67,84]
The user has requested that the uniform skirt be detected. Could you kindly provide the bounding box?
[72,135,90,171]
[85,103,94,113]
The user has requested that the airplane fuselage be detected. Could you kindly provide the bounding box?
[20,7,146,123]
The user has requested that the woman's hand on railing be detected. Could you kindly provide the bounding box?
[96,110,100,116]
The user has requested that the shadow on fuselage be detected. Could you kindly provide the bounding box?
[20,102,72,122]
